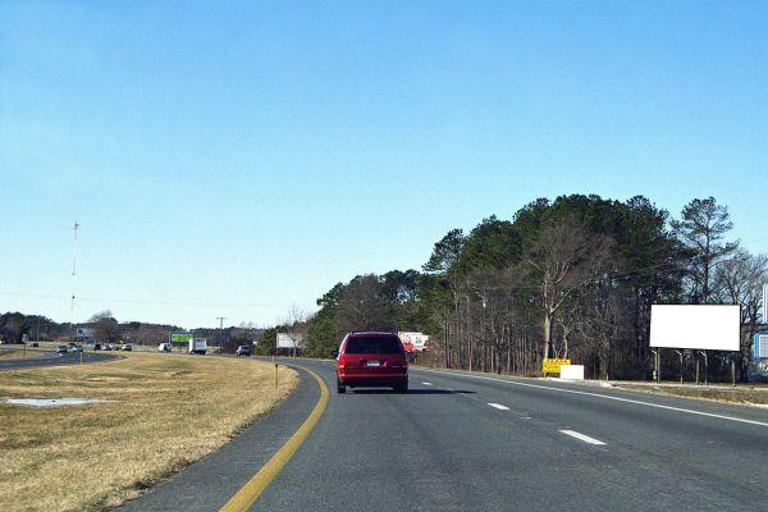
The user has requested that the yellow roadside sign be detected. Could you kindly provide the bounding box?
[543,358,571,375]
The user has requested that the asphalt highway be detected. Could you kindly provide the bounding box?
[0,350,120,371]
[123,358,768,511]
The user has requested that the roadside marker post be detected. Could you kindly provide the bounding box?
[274,363,278,391]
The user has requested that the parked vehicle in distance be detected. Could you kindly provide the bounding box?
[107,343,116,351]
[189,338,207,355]
[333,332,408,394]
[235,344,252,357]
[158,343,172,353]
[93,343,102,351]
[30,342,39,347]
[56,345,68,354]
[122,343,133,351]
[71,344,83,352]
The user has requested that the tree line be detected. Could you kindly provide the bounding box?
[274,194,766,381]
[0,310,262,353]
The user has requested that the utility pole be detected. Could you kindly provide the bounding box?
[216,317,226,351]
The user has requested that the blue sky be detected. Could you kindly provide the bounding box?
[1,1,766,328]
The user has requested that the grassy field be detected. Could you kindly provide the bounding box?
[0,353,297,512]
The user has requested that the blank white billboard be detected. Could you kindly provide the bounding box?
[650,305,740,351]
[276,332,303,349]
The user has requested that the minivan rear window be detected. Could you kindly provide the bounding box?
[345,336,402,354]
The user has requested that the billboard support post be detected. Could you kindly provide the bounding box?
[695,357,700,385]
[650,349,659,383]
[675,350,684,384]
[698,350,708,386]
[731,359,736,387]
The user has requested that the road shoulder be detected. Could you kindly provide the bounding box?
[118,365,320,512]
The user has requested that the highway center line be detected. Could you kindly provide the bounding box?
[559,430,606,445]
[487,402,510,411]
[219,367,329,512]
[416,368,768,429]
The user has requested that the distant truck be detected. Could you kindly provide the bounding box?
[189,338,207,355]
[397,332,429,353]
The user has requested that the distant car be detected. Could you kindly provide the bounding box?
[67,342,77,349]
[30,342,39,347]
[106,343,116,351]
[71,344,83,352]
[93,343,102,351]
[56,345,68,354]
[121,343,133,351]
[235,345,252,357]
[333,332,408,394]
[158,343,172,353]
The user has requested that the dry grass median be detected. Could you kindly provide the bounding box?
[0,353,297,512]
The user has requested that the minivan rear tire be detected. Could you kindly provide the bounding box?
[394,380,408,394]
[337,378,346,394]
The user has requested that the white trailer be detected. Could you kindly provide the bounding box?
[189,338,207,355]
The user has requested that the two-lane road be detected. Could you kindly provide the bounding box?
[0,350,120,371]
[124,357,768,511]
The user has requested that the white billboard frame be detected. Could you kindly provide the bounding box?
[650,304,740,351]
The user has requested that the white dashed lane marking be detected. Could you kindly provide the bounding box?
[559,430,606,445]
[487,403,510,411]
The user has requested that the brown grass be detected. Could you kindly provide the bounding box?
[0,353,297,512]
[615,382,768,405]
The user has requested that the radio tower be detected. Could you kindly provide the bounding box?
[71,221,79,324]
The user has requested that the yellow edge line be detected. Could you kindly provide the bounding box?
[219,367,330,512]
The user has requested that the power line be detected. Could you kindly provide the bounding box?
[0,291,288,308]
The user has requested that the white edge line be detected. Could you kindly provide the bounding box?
[421,382,434,386]
[415,368,768,429]
[487,402,510,410]
[560,429,606,445]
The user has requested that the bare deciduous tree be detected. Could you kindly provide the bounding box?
[525,217,613,362]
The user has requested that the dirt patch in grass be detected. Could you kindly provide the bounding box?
[0,353,297,512]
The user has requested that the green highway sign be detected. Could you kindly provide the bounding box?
[170,333,193,345]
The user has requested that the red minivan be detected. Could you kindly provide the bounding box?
[333,332,408,394]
